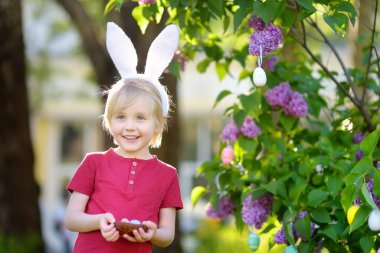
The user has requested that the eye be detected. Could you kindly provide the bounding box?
[137,115,145,120]
[115,115,125,120]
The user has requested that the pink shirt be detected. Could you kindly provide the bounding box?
[67,148,183,253]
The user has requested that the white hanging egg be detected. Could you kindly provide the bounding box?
[368,209,380,231]
[253,67,267,86]
[247,232,260,251]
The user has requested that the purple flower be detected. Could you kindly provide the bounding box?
[249,22,282,56]
[274,227,288,244]
[248,15,266,31]
[220,121,240,142]
[262,56,279,72]
[353,131,365,144]
[294,211,316,240]
[264,82,292,108]
[139,0,156,4]
[242,194,273,229]
[284,91,308,118]
[205,196,236,219]
[367,179,380,208]
[355,150,364,161]
[240,117,261,138]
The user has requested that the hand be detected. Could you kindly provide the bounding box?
[123,220,157,243]
[99,213,119,242]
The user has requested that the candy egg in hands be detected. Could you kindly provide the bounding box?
[221,145,234,165]
[368,209,380,231]
[253,67,266,86]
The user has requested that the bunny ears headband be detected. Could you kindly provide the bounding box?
[106,22,180,117]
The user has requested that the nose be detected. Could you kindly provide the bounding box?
[124,119,135,131]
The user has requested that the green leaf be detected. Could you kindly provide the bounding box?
[190,186,207,207]
[374,170,380,196]
[341,184,357,213]
[349,156,373,178]
[208,0,224,18]
[359,236,374,253]
[361,182,379,210]
[233,7,247,32]
[318,225,337,242]
[322,12,349,34]
[335,1,357,26]
[294,215,311,241]
[311,207,331,223]
[284,221,295,245]
[253,0,285,24]
[326,175,343,196]
[289,183,307,203]
[239,92,262,116]
[307,189,328,207]
[196,58,212,73]
[350,205,370,234]
[132,6,150,33]
[360,128,380,156]
[213,90,232,109]
[295,0,315,11]
[215,62,227,80]
[279,114,297,132]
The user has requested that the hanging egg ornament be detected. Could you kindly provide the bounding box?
[247,232,260,252]
[284,245,298,253]
[368,209,380,231]
[347,205,359,225]
[221,145,234,165]
[253,67,267,86]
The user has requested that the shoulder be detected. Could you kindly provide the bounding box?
[83,150,109,160]
[155,158,178,173]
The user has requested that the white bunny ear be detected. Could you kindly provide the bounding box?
[106,22,138,78]
[145,24,179,78]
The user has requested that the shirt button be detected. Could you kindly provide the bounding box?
[131,171,136,175]
[132,162,137,166]
[129,180,134,185]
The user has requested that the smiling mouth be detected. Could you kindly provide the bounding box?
[124,136,139,140]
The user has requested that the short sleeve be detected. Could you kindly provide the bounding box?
[67,154,96,196]
[160,171,183,211]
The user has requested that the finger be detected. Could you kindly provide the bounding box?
[123,233,137,242]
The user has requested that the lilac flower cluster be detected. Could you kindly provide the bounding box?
[242,194,273,229]
[264,82,308,118]
[220,117,261,142]
[139,0,156,5]
[353,131,365,144]
[248,15,282,57]
[220,121,240,142]
[274,211,316,245]
[262,56,279,72]
[240,117,261,138]
[367,179,380,208]
[353,131,366,161]
[205,196,236,219]
[248,14,266,31]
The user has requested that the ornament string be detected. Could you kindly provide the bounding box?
[257,45,263,68]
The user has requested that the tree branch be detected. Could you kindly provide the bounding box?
[54,0,115,86]
[307,18,361,103]
[362,0,379,102]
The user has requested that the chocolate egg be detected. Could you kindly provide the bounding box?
[253,67,267,86]
[247,232,260,251]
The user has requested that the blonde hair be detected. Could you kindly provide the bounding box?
[102,78,170,148]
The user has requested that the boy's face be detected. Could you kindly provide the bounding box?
[109,97,158,159]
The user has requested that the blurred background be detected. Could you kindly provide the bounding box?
[1,0,375,253]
